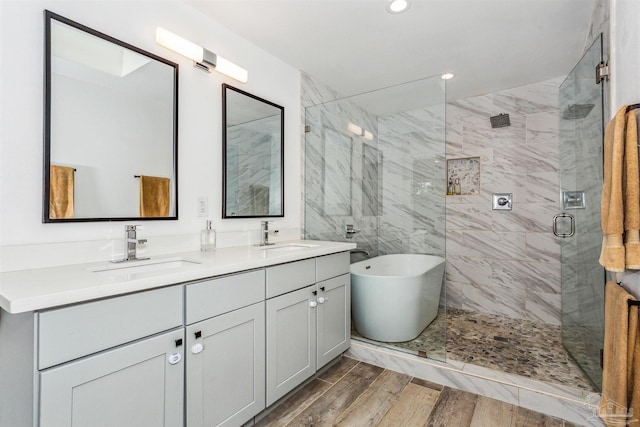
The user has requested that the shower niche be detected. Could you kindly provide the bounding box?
[446,157,480,195]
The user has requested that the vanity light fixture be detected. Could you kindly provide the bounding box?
[387,0,410,14]
[155,27,248,83]
[441,73,455,80]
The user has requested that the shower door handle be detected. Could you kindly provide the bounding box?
[553,213,575,238]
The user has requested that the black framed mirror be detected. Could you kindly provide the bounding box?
[43,10,179,222]
[222,84,284,218]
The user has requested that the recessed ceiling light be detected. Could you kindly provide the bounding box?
[387,0,410,14]
[441,73,455,80]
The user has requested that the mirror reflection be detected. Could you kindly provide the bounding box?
[223,84,284,218]
[44,11,178,222]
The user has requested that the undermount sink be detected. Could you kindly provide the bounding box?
[92,259,201,276]
[261,243,320,252]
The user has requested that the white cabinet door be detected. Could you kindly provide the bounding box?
[39,328,184,427]
[317,273,351,368]
[266,285,317,406]
[186,302,265,427]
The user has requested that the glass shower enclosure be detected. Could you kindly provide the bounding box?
[558,34,607,390]
[303,76,447,361]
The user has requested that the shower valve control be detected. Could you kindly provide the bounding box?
[492,193,513,210]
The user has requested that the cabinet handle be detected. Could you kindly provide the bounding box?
[194,331,202,339]
[318,297,327,304]
[320,286,325,291]
[168,353,182,365]
[309,301,317,308]
[175,339,183,347]
[191,343,204,354]
[312,290,317,296]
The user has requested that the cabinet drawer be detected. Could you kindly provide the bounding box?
[186,270,265,325]
[38,286,183,370]
[266,259,315,299]
[316,252,350,282]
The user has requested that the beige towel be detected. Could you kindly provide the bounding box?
[628,303,640,426]
[139,175,170,217]
[599,105,640,272]
[49,165,75,219]
[600,281,637,426]
[625,111,640,268]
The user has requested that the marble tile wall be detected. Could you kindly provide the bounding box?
[378,104,446,257]
[302,72,447,258]
[302,73,570,325]
[445,78,565,325]
[302,73,380,256]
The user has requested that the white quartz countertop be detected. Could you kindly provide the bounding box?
[0,240,356,314]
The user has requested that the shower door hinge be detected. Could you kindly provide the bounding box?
[596,61,609,84]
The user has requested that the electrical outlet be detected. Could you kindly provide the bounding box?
[197,197,208,217]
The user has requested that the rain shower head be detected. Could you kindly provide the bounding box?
[563,104,595,120]
[490,113,510,128]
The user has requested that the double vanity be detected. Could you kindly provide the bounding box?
[0,240,355,427]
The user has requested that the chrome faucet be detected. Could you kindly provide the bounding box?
[259,221,276,246]
[345,224,359,239]
[111,225,149,263]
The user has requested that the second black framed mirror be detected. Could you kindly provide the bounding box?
[222,84,284,218]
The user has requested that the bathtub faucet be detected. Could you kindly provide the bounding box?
[350,248,370,256]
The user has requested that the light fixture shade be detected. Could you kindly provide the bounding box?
[156,28,203,63]
[155,27,248,83]
[215,55,248,83]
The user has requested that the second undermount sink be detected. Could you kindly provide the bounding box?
[261,243,320,252]
[92,259,201,276]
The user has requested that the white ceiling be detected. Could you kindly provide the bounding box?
[185,0,596,102]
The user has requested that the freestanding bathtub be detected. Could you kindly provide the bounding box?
[350,254,445,342]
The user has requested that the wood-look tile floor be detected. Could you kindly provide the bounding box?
[256,357,579,427]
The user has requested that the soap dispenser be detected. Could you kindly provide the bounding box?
[453,178,462,195]
[201,220,216,252]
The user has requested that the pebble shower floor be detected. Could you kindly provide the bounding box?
[352,307,594,392]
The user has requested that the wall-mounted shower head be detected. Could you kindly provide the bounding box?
[490,113,510,128]
[562,104,595,120]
